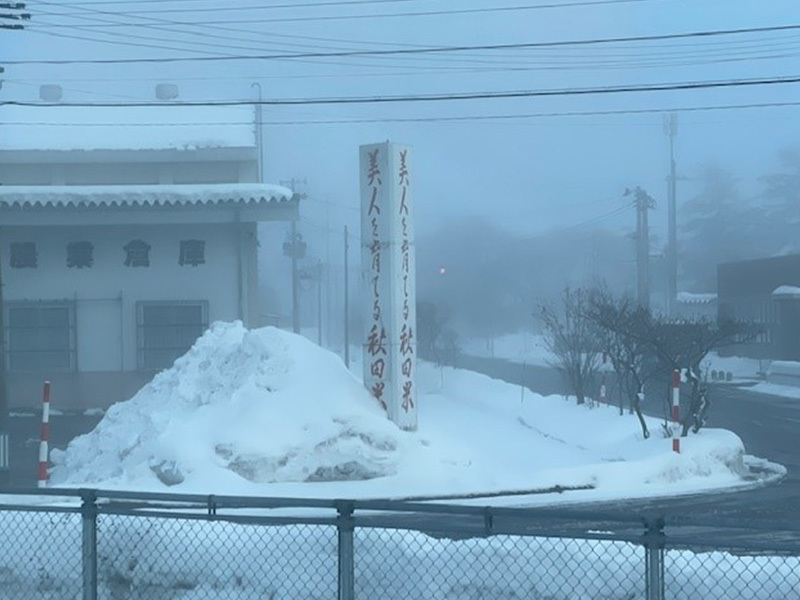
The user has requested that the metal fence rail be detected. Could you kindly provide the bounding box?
[0,488,796,600]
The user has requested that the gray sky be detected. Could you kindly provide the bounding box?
[3,0,800,247]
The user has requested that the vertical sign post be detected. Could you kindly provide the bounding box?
[359,142,417,431]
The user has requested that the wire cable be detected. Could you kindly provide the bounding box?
[12,22,800,65]
[34,0,659,19]
[4,74,800,107]
[5,99,800,127]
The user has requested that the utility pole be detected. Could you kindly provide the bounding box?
[298,260,323,343]
[664,113,679,315]
[251,82,264,183]
[281,178,307,334]
[343,225,350,369]
[317,261,322,346]
[282,220,305,334]
[628,187,656,310]
[0,1,31,487]
[315,259,324,347]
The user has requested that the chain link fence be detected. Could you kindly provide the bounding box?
[0,489,796,600]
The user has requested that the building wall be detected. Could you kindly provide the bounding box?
[717,254,800,359]
[0,152,258,186]
[2,222,256,409]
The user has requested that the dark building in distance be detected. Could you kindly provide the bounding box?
[718,254,800,360]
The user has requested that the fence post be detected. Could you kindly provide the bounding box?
[336,501,355,600]
[81,489,98,600]
[644,517,666,600]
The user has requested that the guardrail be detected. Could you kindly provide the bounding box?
[0,488,797,599]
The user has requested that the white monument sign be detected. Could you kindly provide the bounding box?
[359,142,417,431]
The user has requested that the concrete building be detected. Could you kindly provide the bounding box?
[0,99,298,409]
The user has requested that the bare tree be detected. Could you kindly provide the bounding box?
[586,287,760,437]
[586,289,654,438]
[540,287,603,405]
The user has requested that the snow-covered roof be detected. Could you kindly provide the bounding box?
[676,292,717,305]
[0,183,293,210]
[772,285,800,298]
[0,105,256,151]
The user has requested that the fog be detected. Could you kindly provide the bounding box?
[3,0,800,340]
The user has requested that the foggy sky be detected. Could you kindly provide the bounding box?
[3,0,800,251]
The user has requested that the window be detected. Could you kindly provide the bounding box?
[5,302,76,372]
[124,239,150,267]
[10,242,37,269]
[179,239,205,266]
[67,241,94,269]
[136,301,208,371]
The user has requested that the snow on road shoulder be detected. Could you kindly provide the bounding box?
[51,323,771,501]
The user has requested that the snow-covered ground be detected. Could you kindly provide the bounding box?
[50,323,778,502]
[702,352,766,382]
[750,382,800,399]
[1,509,796,600]
[0,323,790,600]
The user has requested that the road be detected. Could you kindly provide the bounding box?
[453,355,800,525]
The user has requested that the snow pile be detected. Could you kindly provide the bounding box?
[51,323,409,490]
[51,323,772,500]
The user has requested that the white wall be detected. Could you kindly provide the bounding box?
[2,223,245,373]
[0,149,258,186]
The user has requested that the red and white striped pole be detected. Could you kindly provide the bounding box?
[37,381,51,488]
[671,369,681,454]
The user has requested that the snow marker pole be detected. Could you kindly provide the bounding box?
[671,370,681,454]
[37,380,51,488]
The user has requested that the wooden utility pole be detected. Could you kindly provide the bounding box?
[631,187,655,310]
[664,113,679,315]
[343,225,350,368]
[251,82,264,183]
[281,179,307,334]
[282,220,305,334]
[316,260,323,346]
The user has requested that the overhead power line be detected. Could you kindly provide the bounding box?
[30,0,784,62]
[28,23,800,74]
[8,22,800,65]
[7,99,799,126]
[33,0,655,20]
[6,100,800,128]
[27,0,800,73]
[4,74,800,107]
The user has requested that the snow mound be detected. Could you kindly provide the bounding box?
[49,323,773,501]
[50,323,404,488]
